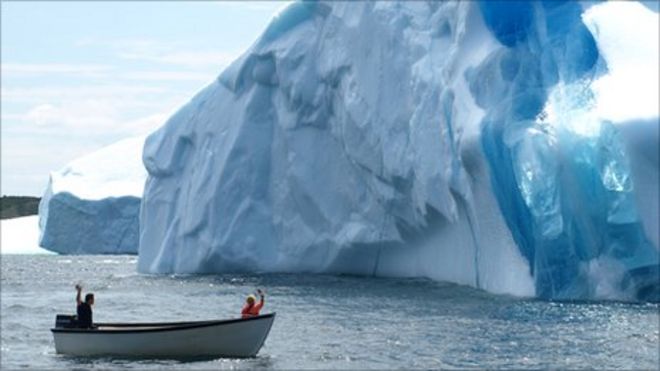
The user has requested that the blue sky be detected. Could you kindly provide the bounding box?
[1,1,287,196]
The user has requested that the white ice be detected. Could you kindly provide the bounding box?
[38,135,146,255]
[1,216,55,255]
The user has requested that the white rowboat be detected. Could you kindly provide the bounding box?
[51,313,275,358]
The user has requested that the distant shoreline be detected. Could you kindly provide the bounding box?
[1,196,41,220]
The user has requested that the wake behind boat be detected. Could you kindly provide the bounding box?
[51,313,276,358]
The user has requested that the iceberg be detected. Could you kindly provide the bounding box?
[138,1,659,301]
[39,136,146,255]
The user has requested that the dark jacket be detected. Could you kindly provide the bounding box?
[76,302,93,328]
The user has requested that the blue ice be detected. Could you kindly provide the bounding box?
[476,1,658,300]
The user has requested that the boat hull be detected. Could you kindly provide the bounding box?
[51,313,275,358]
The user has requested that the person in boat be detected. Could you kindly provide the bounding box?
[241,289,265,318]
[75,284,95,328]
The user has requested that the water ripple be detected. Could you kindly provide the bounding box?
[1,255,658,369]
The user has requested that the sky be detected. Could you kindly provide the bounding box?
[1,1,288,196]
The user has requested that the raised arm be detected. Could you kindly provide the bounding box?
[256,289,265,310]
[75,284,82,306]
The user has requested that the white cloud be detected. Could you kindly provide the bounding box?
[119,70,216,82]
[78,37,163,50]
[1,63,115,76]
[74,36,241,69]
[118,50,239,68]
[2,85,170,104]
[2,64,217,86]
[27,101,116,129]
[5,101,168,137]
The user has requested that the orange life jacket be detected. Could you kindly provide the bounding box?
[241,298,264,318]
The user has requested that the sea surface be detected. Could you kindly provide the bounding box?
[1,255,658,369]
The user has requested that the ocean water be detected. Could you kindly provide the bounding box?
[1,255,658,369]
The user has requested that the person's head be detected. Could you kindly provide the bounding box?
[85,293,95,306]
[246,294,256,306]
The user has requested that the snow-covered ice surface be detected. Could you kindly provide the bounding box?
[39,136,146,255]
[139,1,659,301]
[2,216,55,255]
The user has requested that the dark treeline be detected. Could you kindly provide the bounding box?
[1,196,41,219]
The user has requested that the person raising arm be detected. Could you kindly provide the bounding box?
[75,284,95,328]
[241,289,265,318]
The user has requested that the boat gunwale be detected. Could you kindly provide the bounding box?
[50,312,275,334]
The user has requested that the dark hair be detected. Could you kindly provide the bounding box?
[85,293,94,303]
